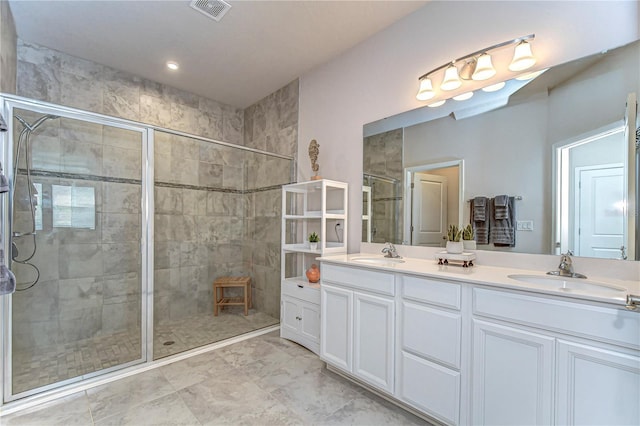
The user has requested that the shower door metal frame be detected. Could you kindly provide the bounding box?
[0,95,154,403]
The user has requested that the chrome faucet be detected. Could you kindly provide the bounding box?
[547,250,587,278]
[381,242,401,258]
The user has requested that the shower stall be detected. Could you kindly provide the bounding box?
[0,95,292,402]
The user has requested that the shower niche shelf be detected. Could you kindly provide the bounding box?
[280,179,348,355]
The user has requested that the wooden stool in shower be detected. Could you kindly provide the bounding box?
[213,276,252,316]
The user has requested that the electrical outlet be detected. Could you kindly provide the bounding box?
[516,220,534,231]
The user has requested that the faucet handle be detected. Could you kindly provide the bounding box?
[563,250,573,257]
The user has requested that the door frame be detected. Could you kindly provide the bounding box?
[403,160,464,245]
[552,121,625,255]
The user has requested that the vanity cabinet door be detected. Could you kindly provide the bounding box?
[353,291,395,394]
[556,340,640,425]
[281,295,301,335]
[299,301,320,344]
[320,284,353,372]
[472,320,554,426]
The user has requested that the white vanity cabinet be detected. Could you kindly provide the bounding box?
[397,275,463,426]
[320,264,395,394]
[471,287,640,426]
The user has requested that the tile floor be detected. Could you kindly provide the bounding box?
[12,309,278,395]
[1,330,430,425]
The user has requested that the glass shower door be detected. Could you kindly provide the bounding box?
[5,105,148,399]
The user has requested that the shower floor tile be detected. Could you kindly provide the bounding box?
[11,308,278,396]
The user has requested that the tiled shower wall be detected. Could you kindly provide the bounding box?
[13,41,298,346]
[363,129,403,244]
[0,0,17,93]
[12,113,143,352]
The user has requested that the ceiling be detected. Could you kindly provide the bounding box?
[8,0,427,108]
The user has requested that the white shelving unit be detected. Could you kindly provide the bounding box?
[280,179,348,354]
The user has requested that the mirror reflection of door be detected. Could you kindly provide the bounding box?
[557,125,626,259]
[411,173,447,246]
[575,165,625,258]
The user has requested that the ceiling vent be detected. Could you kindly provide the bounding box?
[190,0,232,22]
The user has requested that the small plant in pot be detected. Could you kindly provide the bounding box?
[308,232,319,251]
[462,224,476,251]
[446,225,464,254]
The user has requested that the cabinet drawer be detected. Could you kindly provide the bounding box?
[401,275,461,310]
[282,280,320,305]
[322,263,395,296]
[473,288,640,349]
[401,301,461,369]
[399,351,460,426]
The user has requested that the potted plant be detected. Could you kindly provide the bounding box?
[462,224,476,251]
[446,225,463,254]
[308,232,319,250]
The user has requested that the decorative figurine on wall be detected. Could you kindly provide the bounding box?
[308,139,321,180]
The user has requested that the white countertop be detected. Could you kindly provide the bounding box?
[318,253,640,308]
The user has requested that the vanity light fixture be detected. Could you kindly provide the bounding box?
[166,61,179,71]
[416,34,536,102]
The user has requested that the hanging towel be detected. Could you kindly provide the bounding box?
[490,196,516,247]
[494,194,509,219]
[472,198,490,245]
[473,196,487,221]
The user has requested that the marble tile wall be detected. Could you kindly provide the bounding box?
[13,40,298,359]
[0,0,17,94]
[16,40,244,144]
[11,116,143,352]
[363,129,403,244]
[243,79,298,158]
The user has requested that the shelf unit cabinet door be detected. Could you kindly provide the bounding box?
[300,300,320,344]
[321,284,353,372]
[556,340,640,425]
[472,320,554,426]
[281,295,301,335]
[353,291,395,393]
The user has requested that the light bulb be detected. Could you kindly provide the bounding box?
[441,65,462,91]
[416,78,435,101]
[427,99,446,108]
[509,41,536,72]
[472,53,496,81]
[482,81,506,92]
[166,61,179,71]
[453,92,474,101]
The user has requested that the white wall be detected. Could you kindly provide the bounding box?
[298,0,639,253]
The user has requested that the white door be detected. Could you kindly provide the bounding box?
[411,173,448,246]
[556,340,640,425]
[320,284,353,372]
[575,165,625,258]
[472,320,555,426]
[353,292,395,393]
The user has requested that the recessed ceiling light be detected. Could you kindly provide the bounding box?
[166,61,179,71]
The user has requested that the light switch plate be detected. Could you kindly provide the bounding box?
[516,220,534,231]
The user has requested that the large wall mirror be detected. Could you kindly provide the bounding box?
[362,39,639,261]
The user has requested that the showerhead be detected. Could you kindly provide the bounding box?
[15,114,59,132]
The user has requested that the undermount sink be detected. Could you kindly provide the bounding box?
[350,256,406,265]
[507,274,626,295]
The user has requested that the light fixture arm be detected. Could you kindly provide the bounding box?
[417,34,535,81]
